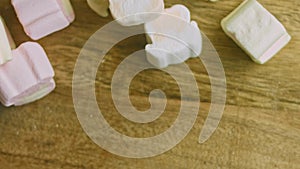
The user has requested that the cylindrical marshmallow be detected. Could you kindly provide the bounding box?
[0,42,55,106]
[11,0,75,40]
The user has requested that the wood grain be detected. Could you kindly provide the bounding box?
[0,0,299,168]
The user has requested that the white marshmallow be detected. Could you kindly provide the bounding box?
[109,0,164,26]
[0,17,15,49]
[0,16,14,65]
[221,0,291,64]
[144,5,202,68]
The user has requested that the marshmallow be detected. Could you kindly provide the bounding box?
[109,0,164,26]
[0,17,16,49]
[11,0,75,40]
[221,0,291,64]
[0,42,55,107]
[87,0,109,17]
[0,17,14,65]
[144,5,202,68]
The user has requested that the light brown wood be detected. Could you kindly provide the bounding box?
[0,0,299,168]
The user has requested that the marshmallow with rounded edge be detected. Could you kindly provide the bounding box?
[221,0,291,64]
[144,5,202,68]
[109,0,164,26]
[0,42,55,107]
[11,0,75,40]
[87,0,109,17]
[0,17,16,49]
[0,17,14,65]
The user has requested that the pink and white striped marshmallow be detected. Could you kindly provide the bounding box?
[0,42,55,107]
[11,0,75,40]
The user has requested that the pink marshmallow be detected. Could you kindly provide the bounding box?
[12,0,75,40]
[0,42,55,107]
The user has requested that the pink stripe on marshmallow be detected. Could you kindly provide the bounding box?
[0,42,55,107]
[11,0,75,40]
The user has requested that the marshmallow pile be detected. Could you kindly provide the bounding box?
[0,0,291,107]
[88,0,290,65]
[88,0,203,68]
[0,0,75,107]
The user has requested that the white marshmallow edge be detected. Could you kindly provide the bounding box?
[0,17,15,65]
[221,0,291,64]
[144,5,202,68]
[109,0,165,26]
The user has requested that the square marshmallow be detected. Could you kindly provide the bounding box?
[221,0,291,64]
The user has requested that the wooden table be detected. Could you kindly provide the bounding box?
[0,0,299,168]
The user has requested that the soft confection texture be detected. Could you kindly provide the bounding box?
[221,0,291,64]
[144,4,202,68]
[109,0,164,26]
[11,0,75,40]
[0,17,13,65]
[0,17,16,49]
[0,42,55,107]
[87,0,109,17]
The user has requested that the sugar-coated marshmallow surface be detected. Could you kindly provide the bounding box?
[109,0,164,26]
[144,4,202,68]
[0,42,55,107]
[0,17,13,65]
[221,0,291,64]
[11,0,75,40]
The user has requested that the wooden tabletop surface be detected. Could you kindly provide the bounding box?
[0,0,299,168]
